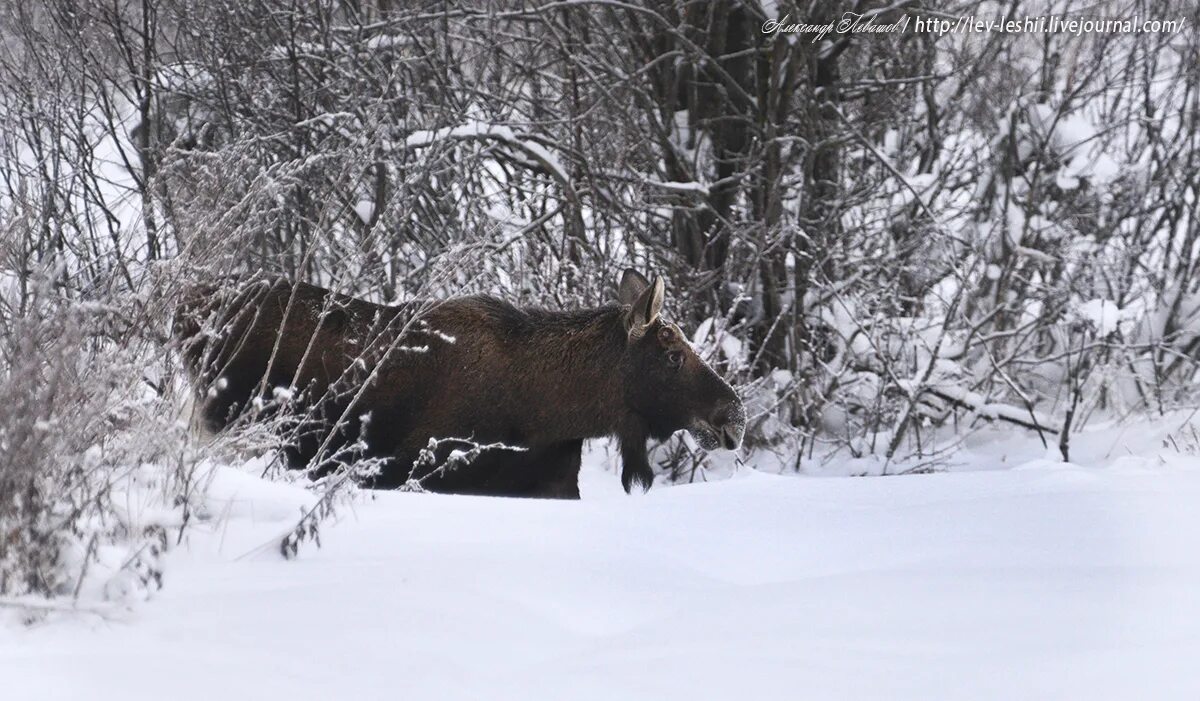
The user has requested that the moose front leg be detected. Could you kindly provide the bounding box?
[619,422,654,493]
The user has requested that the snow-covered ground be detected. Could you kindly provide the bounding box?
[5,418,1200,700]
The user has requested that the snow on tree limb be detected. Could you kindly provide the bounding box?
[900,380,1061,435]
[643,179,711,196]
[403,120,586,244]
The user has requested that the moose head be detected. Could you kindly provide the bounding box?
[616,269,746,490]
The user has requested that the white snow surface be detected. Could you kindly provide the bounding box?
[5,418,1200,700]
[1078,298,1125,336]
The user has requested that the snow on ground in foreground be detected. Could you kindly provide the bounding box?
[5,417,1200,700]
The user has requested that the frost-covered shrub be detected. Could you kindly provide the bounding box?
[0,275,200,612]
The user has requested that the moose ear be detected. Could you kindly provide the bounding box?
[617,268,651,307]
[626,276,664,337]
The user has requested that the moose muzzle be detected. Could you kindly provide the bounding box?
[692,400,746,451]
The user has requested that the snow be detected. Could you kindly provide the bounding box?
[692,317,745,365]
[5,421,1200,699]
[1078,298,1127,337]
[404,120,570,189]
[643,179,711,196]
[1024,103,1121,189]
[361,33,411,52]
[913,380,1059,434]
[353,199,375,224]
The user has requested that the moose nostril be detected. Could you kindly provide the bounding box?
[711,401,742,429]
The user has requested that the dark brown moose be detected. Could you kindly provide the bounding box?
[174,269,745,498]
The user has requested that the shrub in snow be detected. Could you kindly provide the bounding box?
[0,273,202,618]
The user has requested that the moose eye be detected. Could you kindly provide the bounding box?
[666,350,684,368]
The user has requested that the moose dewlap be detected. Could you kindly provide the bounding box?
[174,269,745,499]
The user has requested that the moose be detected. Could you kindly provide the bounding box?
[174,269,745,498]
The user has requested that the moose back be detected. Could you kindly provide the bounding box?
[174,270,745,498]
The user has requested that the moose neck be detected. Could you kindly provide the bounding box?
[511,304,630,440]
